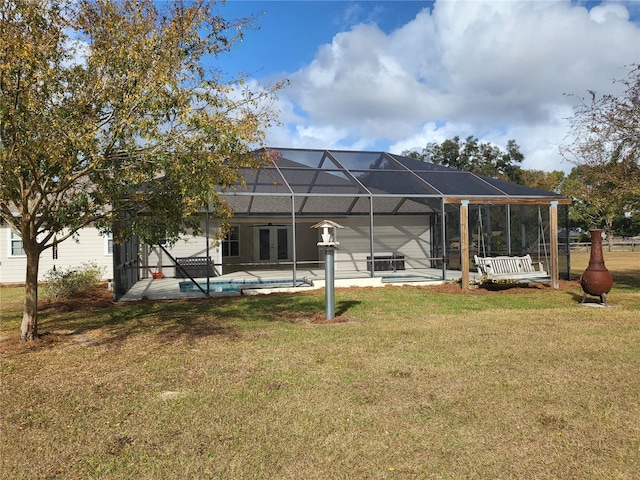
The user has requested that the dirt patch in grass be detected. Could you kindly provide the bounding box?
[39,282,115,313]
[1,284,115,354]
[265,307,356,325]
[309,313,352,324]
[381,279,580,295]
[1,326,109,356]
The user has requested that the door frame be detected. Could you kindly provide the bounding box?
[253,225,293,263]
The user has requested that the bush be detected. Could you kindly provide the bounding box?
[42,262,106,299]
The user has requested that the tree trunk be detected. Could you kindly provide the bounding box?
[604,221,614,253]
[21,247,40,342]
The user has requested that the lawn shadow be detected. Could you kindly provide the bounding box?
[609,272,640,291]
[227,292,325,322]
[336,300,361,316]
[34,290,336,349]
[36,295,245,349]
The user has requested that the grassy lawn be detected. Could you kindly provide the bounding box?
[1,251,639,479]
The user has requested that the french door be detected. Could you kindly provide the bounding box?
[255,226,291,262]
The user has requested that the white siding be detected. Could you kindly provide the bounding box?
[142,220,222,277]
[0,225,113,284]
[335,216,432,271]
[0,215,433,284]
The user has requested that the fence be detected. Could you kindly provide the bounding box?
[570,240,639,252]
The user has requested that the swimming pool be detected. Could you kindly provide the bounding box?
[178,279,308,293]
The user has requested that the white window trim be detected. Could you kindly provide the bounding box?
[7,228,26,257]
[222,226,240,258]
[104,232,113,256]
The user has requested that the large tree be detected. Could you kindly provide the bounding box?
[562,64,640,237]
[519,169,565,193]
[403,136,524,183]
[0,0,285,341]
[561,165,633,250]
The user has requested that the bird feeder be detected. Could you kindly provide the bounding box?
[311,220,344,320]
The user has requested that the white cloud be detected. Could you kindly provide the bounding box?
[267,0,640,171]
[590,2,630,23]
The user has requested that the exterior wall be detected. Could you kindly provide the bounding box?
[221,220,320,273]
[220,223,256,272]
[222,215,432,273]
[0,225,113,284]
[0,214,432,284]
[335,215,432,271]
[141,220,222,278]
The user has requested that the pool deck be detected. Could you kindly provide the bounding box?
[118,267,467,301]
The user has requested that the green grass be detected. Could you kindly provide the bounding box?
[1,252,639,479]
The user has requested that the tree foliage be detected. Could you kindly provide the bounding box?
[560,166,629,248]
[402,136,524,183]
[0,0,285,341]
[562,64,640,236]
[519,169,565,193]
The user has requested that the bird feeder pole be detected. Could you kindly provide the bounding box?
[311,220,344,320]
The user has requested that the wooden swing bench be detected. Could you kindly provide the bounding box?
[474,254,549,282]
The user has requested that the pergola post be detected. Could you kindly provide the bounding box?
[549,201,559,289]
[441,198,447,281]
[460,200,470,289]
[506,204,512,256]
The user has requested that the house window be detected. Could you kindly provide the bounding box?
[222,226,239,257]
[9,229,25,257]
[105,233,113,255]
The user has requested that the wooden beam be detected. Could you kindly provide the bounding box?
[549,201,559,289]
[460,200,470,289]
[445,197,572,206]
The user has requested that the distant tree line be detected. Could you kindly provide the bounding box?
[402,122,640,241]
[402,136,525,183]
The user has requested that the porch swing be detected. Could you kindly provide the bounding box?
[473,205,550,282]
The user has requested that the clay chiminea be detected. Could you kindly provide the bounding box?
[580,229,613,305]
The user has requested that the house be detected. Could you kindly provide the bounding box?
[0,224,114,284]
[124,148,571,296]
[1,148,571,295]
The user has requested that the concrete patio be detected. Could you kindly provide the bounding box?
[117,267,468,301]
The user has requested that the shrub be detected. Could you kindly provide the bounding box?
[42,262,106,299]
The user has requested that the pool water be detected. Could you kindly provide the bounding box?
[179,279,307,293]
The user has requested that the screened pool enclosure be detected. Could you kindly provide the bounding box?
[113,148,571,299]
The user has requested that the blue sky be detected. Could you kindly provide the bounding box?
[213,1,640,171]
[217,1,433,73]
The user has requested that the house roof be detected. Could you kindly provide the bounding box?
[220,148,570,216]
